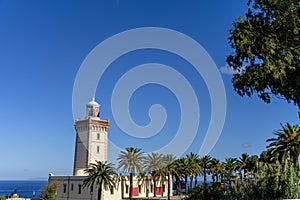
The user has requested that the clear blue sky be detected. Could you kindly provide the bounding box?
[0,0,299,180]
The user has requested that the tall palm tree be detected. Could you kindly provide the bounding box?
[267,123,300,168]
[171,159,183,195]
[162,154,177,200]
[185,152,201,189]
[83,161,116,200]
[219,162,226,182]
[224,157,238,188]
[198,155,212,186]
[137,171,149,197]
[143,152,164,197]
[238,153,250,181]
[247,155,259,179]
[210,158,221,182]
[178,157,191,194]
[117,147,145,199]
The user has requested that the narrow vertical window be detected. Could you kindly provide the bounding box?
[78,184,82,194]
[71,184,74,191]
[138,185,141,194]
[63,184,67,193]
[125,185,129,194]
[163,184,165,193]
[97,133,100,140]
[97,146,100,153]
[110,187,114,194]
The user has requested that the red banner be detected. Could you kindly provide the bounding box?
[133,187,139,196]
[156,186,162,195]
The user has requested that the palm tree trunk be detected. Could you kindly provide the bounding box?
[185,175,188,194]
[167,172,171,200]
[121,177,124,199]
[220,173,224,182]
[175,176,181,195]
[190,175,193,190]
[294,153,299,169]
[161,182,164,198]
[153,174,157,197]
[178,180,181,195]
[239,170,243,183]
[146,177,149,198]
[97,186,102,200]
[204,169,207,186]
[129,173,133,200]
[194,175,197,187]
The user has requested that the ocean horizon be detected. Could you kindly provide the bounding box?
[0,180,48,198]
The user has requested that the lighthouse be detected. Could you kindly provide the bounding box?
[49,97,172,199]
[73,98,110,176]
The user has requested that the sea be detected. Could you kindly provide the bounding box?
[0,180,48,198]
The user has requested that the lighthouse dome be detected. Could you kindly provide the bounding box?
[86,97,100,118]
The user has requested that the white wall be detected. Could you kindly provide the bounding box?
[49,175,172,200]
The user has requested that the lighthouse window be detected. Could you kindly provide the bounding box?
[63,184,67,193]
[97,146,100,153]
[78,184,82,194]
[97,133,100,140]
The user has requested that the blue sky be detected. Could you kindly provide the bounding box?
[0,0,299,180]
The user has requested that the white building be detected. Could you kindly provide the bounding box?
[49,98,172,200]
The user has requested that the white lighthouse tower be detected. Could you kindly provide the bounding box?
[73,98,110,176]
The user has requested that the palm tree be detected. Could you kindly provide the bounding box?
[143,152,164,197]
[83,161,116,200]
[178,157,191,194]
[238,153,250,181]
[185,152,201,189]
[117,147,145,199]
[198,155,212,186]
[137,171,149,197]
[266,123,300,168]
[210,158,221,182]
[247,155,259,179]
[224,157,238,188]
[171,159,183,195]
[219,162,226,182]
[162,154,177,200]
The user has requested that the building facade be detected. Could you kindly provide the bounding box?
[49,98,172,200]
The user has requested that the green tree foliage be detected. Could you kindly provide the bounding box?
[187,184,224,200]
[266,123,300,168]
[185,152,201,190]
[187,161,300,200]
[40,183,57,200]
[0,196,6,200]
[224,157,238,184]
[198,155,212,186]
[143,152,164,197]
[227,0,300,108]
[83,161,116,200]
[210,158,223,182]
[161,154,177,200]
[117,147,145,200]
